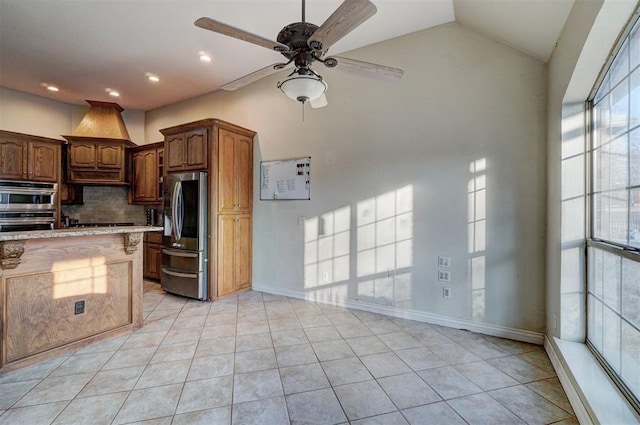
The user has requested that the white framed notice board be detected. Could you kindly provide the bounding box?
[260,157,310,200]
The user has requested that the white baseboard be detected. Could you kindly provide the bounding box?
[252,282,544,345]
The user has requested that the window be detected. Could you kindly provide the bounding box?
[588,11,640,412]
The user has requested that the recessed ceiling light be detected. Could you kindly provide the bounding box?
[41,82,60,92]
[146,72,160,83]
[105,88,120,97]
[199,52,212,63]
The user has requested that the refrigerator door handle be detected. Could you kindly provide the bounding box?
[172,181,183,241]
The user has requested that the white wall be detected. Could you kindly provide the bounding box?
[0,86,146,143]
[0,87,72,138]
[147,22,548,334]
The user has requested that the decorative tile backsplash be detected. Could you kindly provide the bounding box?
[61,186,147,224]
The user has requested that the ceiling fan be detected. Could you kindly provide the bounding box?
[194,0,403,108]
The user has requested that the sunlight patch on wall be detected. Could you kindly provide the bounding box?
[355,185,413,308]
[304,206,351,295]
[469,158,487,321]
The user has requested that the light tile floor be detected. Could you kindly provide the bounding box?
[0,281,579,425]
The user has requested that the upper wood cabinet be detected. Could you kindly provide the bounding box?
[164,129,208,173]
[64,137,134,185]
[130,142,163,205]
[0,130,62,183]
[218,129,253,214]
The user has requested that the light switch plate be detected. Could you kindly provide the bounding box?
[438,256,451,267]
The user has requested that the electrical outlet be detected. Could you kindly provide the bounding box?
[438,256,451,267]
[443,287,452,298]
[322,271,329,282]
[438,270,451,282]
[74,300,85,315]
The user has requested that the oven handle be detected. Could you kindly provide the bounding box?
[162,248,198,258]
[0,217,56,224]
[162,267,197,279]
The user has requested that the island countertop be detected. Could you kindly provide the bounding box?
[0,226,163,241]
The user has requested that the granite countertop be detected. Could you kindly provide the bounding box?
[0,226,163,242]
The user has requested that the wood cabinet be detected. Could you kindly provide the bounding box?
[218,215,252,295]
[160,119,256,299]
[131,142,163,205]
[165,129,207,173]
[63,137,134,184]
[218,129,253,213]
[0,131,61,183]
[143,231,162,280]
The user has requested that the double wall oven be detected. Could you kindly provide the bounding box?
[0,180,57,232]
[161,172,208,300]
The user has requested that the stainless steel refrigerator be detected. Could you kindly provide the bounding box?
[161,171,208,300]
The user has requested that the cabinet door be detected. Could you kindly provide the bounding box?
[143,150,158,201]
[165,134,185,172]
[132,149,159,203]
[235,136,253,213]
[218,129,253,213]
[69,142,96,168]
[0,140,27,179]
[145,242,162,280]
[132,152,146,201]
[217,215,252,296]
[184,129,207,170]
[218,130,236,213]
[234,215,252,290]
[29,141,59,182]
[97,144,122,169]
[217,215,237,296]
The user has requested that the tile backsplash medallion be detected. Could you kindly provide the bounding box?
[61,186,147,224]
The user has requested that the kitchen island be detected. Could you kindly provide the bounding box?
[0,226,162,372]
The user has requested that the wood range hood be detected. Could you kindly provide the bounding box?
[62,100,136,185]
[66,100,132,141]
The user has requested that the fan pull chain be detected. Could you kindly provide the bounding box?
[302,101,305,122]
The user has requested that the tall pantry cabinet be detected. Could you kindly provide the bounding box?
[160,119,256,300]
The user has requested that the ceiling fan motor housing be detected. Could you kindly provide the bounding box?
[277,22,321,67]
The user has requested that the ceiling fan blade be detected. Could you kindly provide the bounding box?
[221,63,291,91]
[307,0,376,52]
[195,17,290,52]
[330,56,404,81]
[310,93,328,108]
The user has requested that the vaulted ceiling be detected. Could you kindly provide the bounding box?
[0,0,574,111]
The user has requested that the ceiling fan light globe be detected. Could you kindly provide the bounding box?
[277,75,327,103]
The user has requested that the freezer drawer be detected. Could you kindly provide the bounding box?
[161,267,207,300]
[162,247,205,273]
